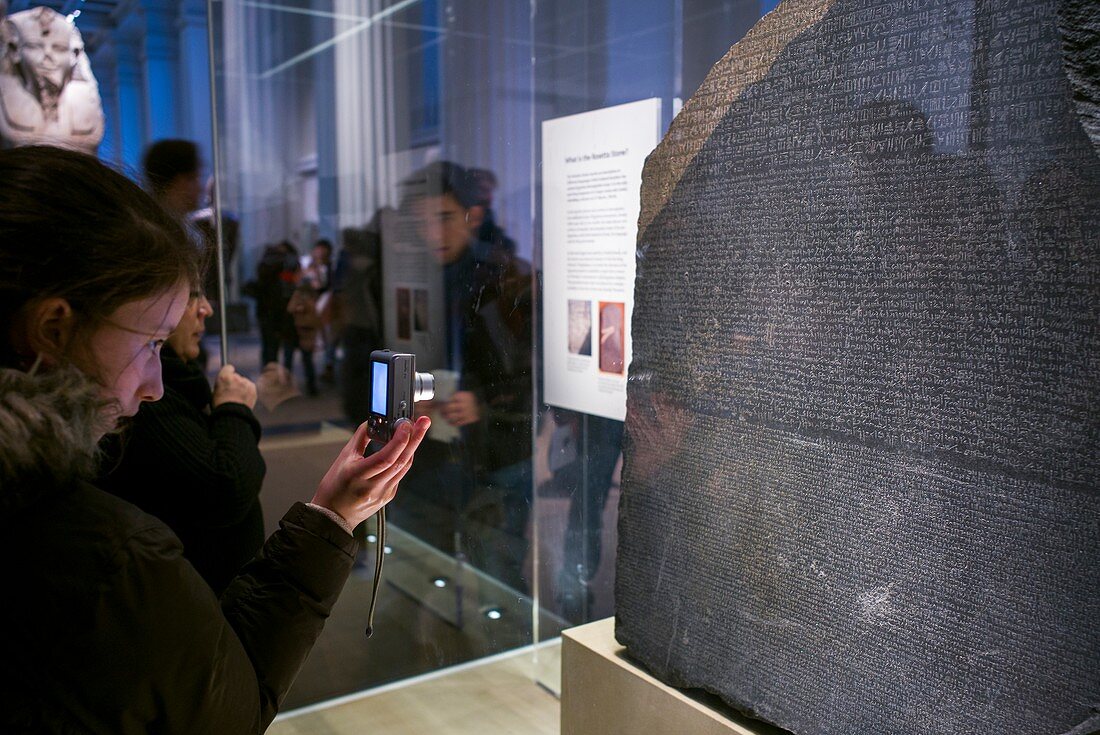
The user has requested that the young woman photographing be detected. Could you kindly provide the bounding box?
[0,145,430,734]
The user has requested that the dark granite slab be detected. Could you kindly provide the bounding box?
[616,1,1100,733]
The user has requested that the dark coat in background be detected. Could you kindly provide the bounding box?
[460,247,534,473]
[244,244,298,366]
[99,344,266,594]
[0,368,357,733]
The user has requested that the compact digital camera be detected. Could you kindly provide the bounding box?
[367,350,435,444]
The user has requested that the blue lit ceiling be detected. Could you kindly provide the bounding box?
[5,0,131,51]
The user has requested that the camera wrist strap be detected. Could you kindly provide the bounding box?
[364,506,386,638]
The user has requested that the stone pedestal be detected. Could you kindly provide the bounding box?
[561,618,779,735]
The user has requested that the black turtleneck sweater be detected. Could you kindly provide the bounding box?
[99,345,266,594]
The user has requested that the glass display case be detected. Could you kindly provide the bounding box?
[201,0,779,710]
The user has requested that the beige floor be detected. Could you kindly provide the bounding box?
[269,650,560,735]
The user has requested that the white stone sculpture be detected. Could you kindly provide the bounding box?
[0,5,104,153]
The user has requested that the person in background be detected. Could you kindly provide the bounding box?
[143,139,209,368]
[244,241,294,366]
[190,176,241,334]
[305,239,333,292]
[274,242,307,380]
[286,279,321,397]
[0,145,430,733]
[142,139,202,224]
[469,166,521,266]
[306,239,339,384]
[336,220,385,426]
[98,287,267,595]
[399,161,534,591]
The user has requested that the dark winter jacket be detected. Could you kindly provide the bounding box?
[447,246,534,472]
[246,246,296,330]
[0,367,357,734]
[98,345,266,594]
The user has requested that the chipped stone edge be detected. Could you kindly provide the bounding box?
[637,0,838,238]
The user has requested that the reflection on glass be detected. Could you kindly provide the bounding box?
[201,0,772,710]
[389,160,534,597]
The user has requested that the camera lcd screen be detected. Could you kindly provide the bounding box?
[371,361,388,415]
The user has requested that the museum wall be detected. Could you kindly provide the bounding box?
[81,0,213,174]
[220,0,320,279]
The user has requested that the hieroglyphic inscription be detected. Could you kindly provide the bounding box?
[617,1,1100,734]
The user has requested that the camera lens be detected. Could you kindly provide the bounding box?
[413,372,435,402]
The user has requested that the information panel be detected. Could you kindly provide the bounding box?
[542,98,662,421]
[379,207,444,371]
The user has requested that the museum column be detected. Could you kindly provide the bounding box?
[139,0,181,142]
[311,0,339,243]
[219,0,318,268]
[90,44,122,166]
[176,0,213,164]
[110,21,146,174]
[333,0,396,227]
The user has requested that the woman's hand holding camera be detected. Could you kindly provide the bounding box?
[312,416,431,528]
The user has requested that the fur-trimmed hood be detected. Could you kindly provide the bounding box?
[0,367,105,511]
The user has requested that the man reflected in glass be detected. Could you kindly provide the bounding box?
[397,162,534,594]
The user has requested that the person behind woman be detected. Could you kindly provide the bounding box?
[287,279,321,396]
[0,146,430,733]
[244,241,294,366]
[98,288,266,595]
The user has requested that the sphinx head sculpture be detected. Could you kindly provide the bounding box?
[7,7,80,119]
[0,5,104,152]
